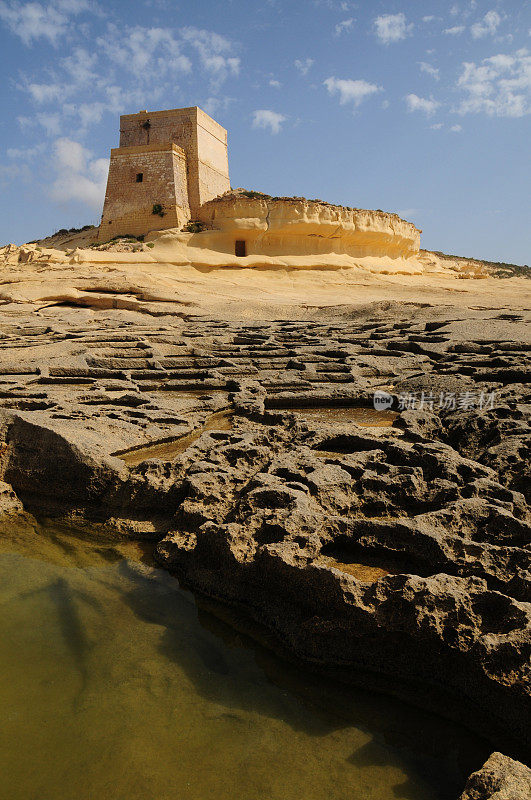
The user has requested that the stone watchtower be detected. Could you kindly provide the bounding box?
[98,106,230,241]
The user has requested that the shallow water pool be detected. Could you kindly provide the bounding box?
[0,521,488,800]
[115,410,233,466]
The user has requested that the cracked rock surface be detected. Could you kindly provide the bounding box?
[0,295,529,796]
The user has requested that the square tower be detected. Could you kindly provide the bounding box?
[98,106,230,241]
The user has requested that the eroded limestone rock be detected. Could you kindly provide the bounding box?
[0,298,528,792]
[459,752,531,800]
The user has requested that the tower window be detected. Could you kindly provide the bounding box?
[235,240,246,257]
[136,173,143,182]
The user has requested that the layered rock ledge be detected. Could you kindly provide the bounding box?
[195,192,421,263]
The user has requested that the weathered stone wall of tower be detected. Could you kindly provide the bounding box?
[98,106,230,241]
[118,107,230,217]
[119,107,195,149]
[194,107,231,216]
[98,143,189,241]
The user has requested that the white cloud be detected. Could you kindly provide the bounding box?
[201,96,233,117]
[324,76,382,107]
[335,18,354,36]
[0,162,32,185]
[181,27,239,83]
[430,122,444,129]
[102,84,163,115]
[16,115,35,130]
[0,1,66,45]
[0,0,91,46]
[11,19,243,140]
[36,112,62,135]
[97,25,192,77]
[55,0,91,11]
[26,81,160,132]
[50,138,108,208]
[471,10,501,39]
[450,124,463,132]
[419,62,440,80]
[63,101,107,127]
[96,23,240,89]
[252,109,286,134]
[294,58,314,75]
[54,137,86,172]
[456,49,531,117]
[7,143,45,159]
[443,25,465,35]
[487,54,517,70]
[373,13,413,44]
[269,79,281,88]
[26,82,66,103]
[405,93,440,116]
[61,47,98,85]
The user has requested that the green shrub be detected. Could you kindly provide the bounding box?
[152,203,164,217]
[136,234,145,242]
[240,190,270,200]
[50,224,95,238]
[110,235,136,243]
[146,242,155,248]
[182,220,207,233]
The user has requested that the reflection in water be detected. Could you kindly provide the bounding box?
[0,521,488,800]
[19,577,99,702]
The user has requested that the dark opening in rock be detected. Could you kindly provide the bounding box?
[255,522,287,545]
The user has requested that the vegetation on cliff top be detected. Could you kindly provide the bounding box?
[428,250,531,279]
[209,188,414,223]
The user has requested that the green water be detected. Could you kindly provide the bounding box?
[0,522,488,800]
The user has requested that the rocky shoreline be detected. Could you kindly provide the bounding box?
[0,296,529,799]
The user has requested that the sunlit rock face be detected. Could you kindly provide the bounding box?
[196,194,421,265]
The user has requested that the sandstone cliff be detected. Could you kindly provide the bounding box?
[195,194,421,264]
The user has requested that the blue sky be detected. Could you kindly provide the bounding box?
[0,0,529,263]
